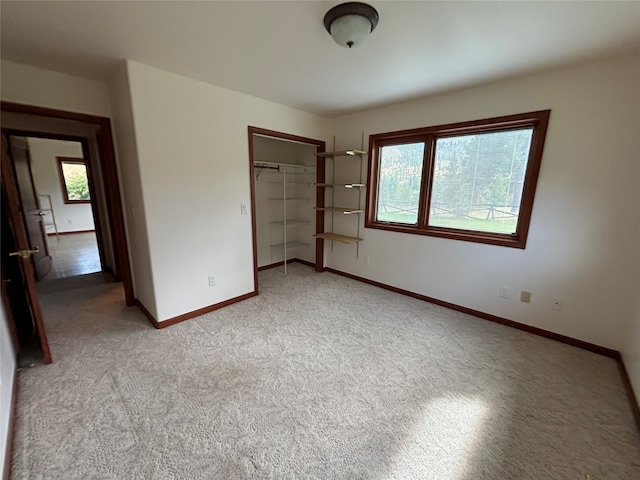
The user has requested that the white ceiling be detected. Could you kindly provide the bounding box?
[2,1,639,118]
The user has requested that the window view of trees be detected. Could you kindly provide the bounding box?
[377,142,425,225]
[374,130,533,233]
[58,158,90,203]
[366,110,550,248]
[430,129,533,233]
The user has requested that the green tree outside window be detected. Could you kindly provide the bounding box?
[57,157,90,203]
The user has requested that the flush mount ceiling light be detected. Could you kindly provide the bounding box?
[323,2,379,48]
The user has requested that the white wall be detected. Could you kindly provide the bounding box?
[328,52,640,356]
[0,304,16,478]
[108,62,155,316]
[1,60,112,117]
[27,137,96,233]
[125,60,328,321]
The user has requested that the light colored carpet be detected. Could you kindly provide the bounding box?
[12,264,640,479]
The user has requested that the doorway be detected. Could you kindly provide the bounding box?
[11,136,103,282]
[248,126,326,291]
[1,101,133,364]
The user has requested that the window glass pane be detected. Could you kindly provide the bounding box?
[429,129,533,234]
[61,162,90,201]
[376,142,425,224]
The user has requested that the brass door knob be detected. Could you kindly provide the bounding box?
[8,247,40,259]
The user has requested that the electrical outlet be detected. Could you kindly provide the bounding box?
[499,286,510,299]
[551,298,562,311]
[208,275,216,287]
[241,204,248,215]
[520,291,531,303]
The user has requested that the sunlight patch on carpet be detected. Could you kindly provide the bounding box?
[387,397,487,479]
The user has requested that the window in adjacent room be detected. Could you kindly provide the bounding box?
[57,157,91,203]
[366,110,550,248]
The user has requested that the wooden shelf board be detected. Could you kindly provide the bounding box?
[314,233,362,244]
[315,207,364,214]
[315,183,366,188]
[317,150,367,158]
[254,160,313,169]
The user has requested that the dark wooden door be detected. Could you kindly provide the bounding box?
[1,135,52,363]
[6,135,52,280]
[2,198,35,349]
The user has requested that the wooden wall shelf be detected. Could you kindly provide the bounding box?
[317,150,366,158]
[315,140,366,252]
[315,183,366,189]
[315,207,364,214]
[314,233,362,244]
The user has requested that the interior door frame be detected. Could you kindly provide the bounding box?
[0,101,134,306]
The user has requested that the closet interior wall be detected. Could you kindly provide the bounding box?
[253,135,317,270]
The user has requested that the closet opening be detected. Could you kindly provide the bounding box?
[248,127,326,288]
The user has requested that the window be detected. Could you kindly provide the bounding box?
[57,157,91,204]
[366,110,550,248]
